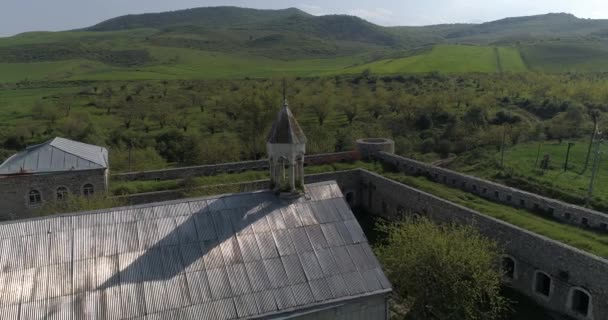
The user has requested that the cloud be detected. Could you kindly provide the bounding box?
[298,4,324,16]
[348,8,395,25]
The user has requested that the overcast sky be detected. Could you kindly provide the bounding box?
[2,0,608,37]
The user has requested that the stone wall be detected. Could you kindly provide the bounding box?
[0,169,107,219]
[117,170,364,207]
[359,169,607,320]
[112,151,359,182]
[376,152,608,232]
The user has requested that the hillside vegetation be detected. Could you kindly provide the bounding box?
[2,7,608,80]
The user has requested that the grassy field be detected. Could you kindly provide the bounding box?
[339,45,528,74]
[520,40,608,72]
[454,139,608,210]
[0,47,364,82]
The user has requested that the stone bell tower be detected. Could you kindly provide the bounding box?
[267,90,307,195]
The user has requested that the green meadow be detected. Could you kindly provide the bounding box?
[340,45,528,74]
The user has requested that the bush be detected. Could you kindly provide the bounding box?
[375,218,509,320]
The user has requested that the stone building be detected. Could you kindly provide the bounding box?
[0,102,391,319]
[0,137,109,219]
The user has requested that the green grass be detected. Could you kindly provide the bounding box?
[454,139,608,210]
[520,40,608,72]
[339,45,528,74]
[0,45,364,82]
[385,172,608,258]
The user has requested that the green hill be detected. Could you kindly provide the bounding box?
[2,7,608,81]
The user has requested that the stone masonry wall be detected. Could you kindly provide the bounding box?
[359,169,607,320]
[0,169,107,219]
[117,170,364,207]
[376,152,608,232]
[112,151,359,182]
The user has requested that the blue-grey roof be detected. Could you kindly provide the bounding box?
[0,137,108,175]
[0,181,390,319]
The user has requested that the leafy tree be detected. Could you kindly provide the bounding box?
[376,218,509,320]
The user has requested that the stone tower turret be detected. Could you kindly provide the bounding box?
[267,97,307,195]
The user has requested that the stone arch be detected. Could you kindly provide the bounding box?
[82,183,95,197]
[28,189,42,206]
[533,270,553,299]
[344,191,355,207]
[567,287,593,319]
[501,255,517,281]
[56,186,69,201]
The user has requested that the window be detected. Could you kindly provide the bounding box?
[28,190,42,205]
[472,185,477,192]
[582,218,588,226]
[534,271,552,297]
[83,184,95,197]
[345,192,354,207]
[569,288,591,318]
[56,187,68,201]
[495,191,500,199]
[501,256,516,280]
[519,199,526,207]
[565,213,572,220]
[600,223,607,231]
[482,188,487,194]
[507,195,512,202]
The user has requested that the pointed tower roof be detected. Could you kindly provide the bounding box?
[267,100,307,144]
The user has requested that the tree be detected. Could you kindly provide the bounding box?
[376,218,509,320]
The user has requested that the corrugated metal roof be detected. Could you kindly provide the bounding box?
[0,137,108,175]
[0,181,390,319]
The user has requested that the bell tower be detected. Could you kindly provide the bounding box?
[267,84,307,195]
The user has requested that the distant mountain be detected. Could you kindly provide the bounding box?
[2,7,608,78]
[88,7,312,31]
[431,13,608,43]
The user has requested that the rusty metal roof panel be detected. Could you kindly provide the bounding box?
[0,181,390,319]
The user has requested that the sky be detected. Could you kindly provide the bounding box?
[2,0,608,37]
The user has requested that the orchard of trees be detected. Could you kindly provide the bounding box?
[1,72,607,172]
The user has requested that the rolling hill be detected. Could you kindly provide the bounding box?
[2,7,608,81]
